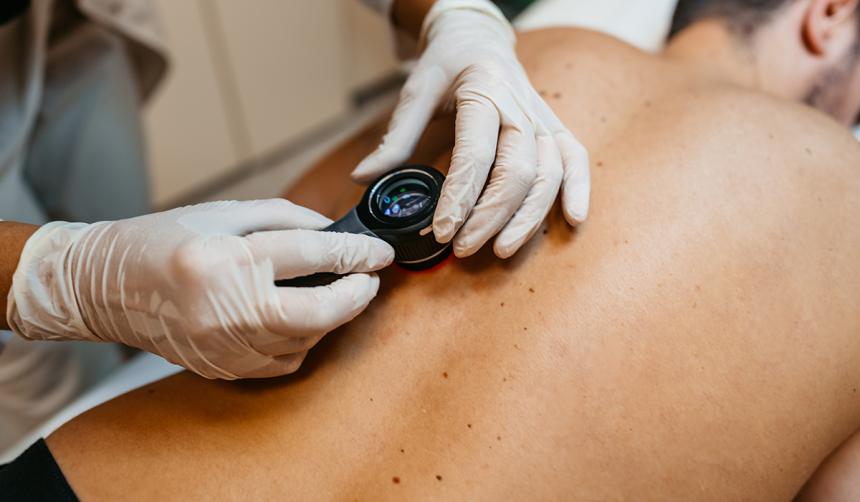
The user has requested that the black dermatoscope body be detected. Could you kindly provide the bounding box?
[277,165,452,287]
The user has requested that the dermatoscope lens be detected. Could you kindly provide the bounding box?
[376,179,433,219]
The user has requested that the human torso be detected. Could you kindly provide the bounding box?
[49,29,860,501]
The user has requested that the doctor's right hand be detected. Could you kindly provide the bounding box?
[6,199,394,379]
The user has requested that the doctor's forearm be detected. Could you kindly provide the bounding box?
[391,0,436,39]
[0,222,38,331]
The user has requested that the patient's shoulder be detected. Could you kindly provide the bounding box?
[517,27,651,67]
[672,87,860,184]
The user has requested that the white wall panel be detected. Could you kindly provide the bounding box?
[143,0,239,206]
[211,0,351,158]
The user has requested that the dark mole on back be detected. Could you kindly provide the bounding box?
[436,475,443,481]
[443,372,448,379]
[529,288,535,293]
[392,476,400,484]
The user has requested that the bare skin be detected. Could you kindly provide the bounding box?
[46,27,860,500]
[0,222,38,331]
[392,0,436,39]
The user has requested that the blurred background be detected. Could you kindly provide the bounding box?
[144,0,403,207]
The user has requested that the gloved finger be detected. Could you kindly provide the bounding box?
[185,199,333,236]
[556,130,591,225]
[352,67,449,182]
[452,121,537,258]
[493,134,563,258]
[433,87,501,243]
[271,273,380,336]
[239,351,309,379]
[247,230,394,280]
[530,95,591,226]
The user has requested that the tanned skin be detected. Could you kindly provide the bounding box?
[0,222,37,331]
[392,0,437,39]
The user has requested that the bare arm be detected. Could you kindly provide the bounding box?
[0,222,38,331]
[391,0,436,39]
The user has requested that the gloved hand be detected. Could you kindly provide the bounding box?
[352,0,590,259]
[6,199,394,379]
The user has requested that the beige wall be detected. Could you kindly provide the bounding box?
[144,0,399,206]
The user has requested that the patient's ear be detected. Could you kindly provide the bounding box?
[802,0,860,55]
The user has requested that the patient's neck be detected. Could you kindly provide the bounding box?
[664,21,762,92]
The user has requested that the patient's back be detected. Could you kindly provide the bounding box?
[49,29,860,501]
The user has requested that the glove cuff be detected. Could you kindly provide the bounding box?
[419,0,516,52]
[7,222,98,343]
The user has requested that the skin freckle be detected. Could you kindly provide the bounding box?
[392,477,400,484]
[597,161,604,167]
[467,423,472,429]
[436,475,443,481]
[443,372,448,379]
[529,287,535,293]
[553,92,562,99]
[400,449,405,453]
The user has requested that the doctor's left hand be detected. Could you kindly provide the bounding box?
[353,0,591,259]
[6,199,394,379]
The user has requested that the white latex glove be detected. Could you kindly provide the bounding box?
[352,0,590,259]
[6,199,394,379]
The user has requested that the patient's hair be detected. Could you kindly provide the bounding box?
[669,0,796,38]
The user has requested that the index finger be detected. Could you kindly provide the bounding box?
[433,87,501,243]
[246,229,394,280]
